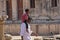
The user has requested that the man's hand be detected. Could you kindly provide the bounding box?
[32,32,38,36]
[34,33,38,36]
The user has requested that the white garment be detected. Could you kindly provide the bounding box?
[20,23,32,40]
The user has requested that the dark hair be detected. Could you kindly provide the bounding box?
[24,20,28,29]
[25,9,29,12]
[24,17,32,29]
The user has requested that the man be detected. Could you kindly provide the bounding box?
[21,9,29,22]
[20,17,38,40]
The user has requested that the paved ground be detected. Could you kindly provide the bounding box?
[5,34,55,40]
[11,36,43,40]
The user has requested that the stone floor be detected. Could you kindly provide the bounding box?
[11,36,43,40]
[5,34,60,40]
[11,36,54,40]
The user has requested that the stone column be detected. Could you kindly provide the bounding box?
[0,15,8,40]
[17,0,23,20]
[12,0,18,20]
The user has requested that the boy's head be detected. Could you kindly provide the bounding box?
[25,9,29,14]
[27,17,32,23]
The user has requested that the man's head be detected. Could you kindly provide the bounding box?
[25,9,29,14]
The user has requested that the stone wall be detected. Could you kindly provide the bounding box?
[1,0,60,20]
[4,24,60,35]
[23,0,30,12]
[0,0,60,36]
[30,0,60,19]
[0,0,6,15]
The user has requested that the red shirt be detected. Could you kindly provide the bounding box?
[21,13,28,22]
